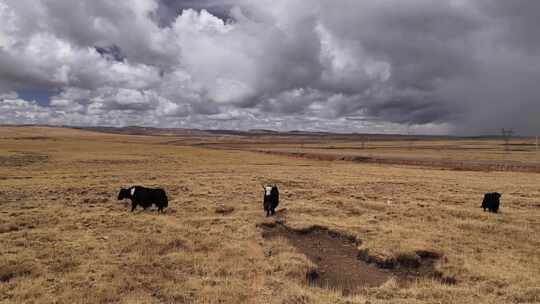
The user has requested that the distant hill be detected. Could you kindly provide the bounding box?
[1,124,518,140]
[70,125,458,141]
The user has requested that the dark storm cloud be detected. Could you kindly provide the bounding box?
[366,97,455,125]
[95,45,126,62]
[0,0,539,134]
[478,0,540,53]
[313,0,540,134]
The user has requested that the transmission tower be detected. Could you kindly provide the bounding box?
[501,128,514,152]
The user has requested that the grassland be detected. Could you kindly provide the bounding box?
[1,126,539,304]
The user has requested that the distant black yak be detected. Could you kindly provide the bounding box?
[263,185,279,216]
[481,192,501,213]
[117,186,168,213]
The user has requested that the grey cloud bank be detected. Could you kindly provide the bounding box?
[0,0,539,135]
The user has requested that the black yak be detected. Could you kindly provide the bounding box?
[481,192,501,213]
[263,185,279,216]
[117,186,168,213]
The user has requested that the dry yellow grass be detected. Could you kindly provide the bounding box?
[1,127,539,303]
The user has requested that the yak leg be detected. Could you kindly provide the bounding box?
[131,202,137,212]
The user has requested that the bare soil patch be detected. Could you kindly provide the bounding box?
[0,176,32,181]
[259,222,388,294]
[259,222,454,295]
[215,204,235,215]
[10,136,52,141]
[357,249,456,286]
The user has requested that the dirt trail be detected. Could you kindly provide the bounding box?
[252,149,540,173]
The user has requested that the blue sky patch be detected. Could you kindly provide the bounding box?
[16,88,58,106]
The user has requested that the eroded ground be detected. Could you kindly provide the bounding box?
[0,127,539,304]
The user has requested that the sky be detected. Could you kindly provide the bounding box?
[0,0,539,135]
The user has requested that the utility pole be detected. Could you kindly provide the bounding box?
[407,125,414,150]
[536,136,538,152]
[501,128,513,152]
[360,134,369,149]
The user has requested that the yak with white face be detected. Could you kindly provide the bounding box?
[117,186,168,213]
[262,185,279,217]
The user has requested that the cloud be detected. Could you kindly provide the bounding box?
[0,97,55,124]
[0,0,539,135]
